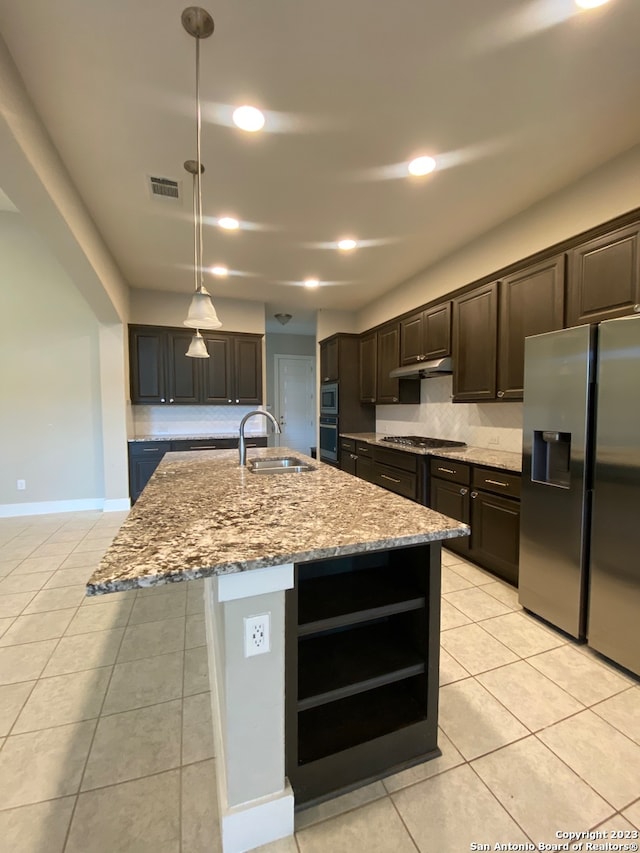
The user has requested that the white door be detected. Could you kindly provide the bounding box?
[274,355,316,455]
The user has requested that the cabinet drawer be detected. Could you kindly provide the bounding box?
[355,442,373,457]
[374,463,417,501]
[340,438,356,453]
[472,467,520,498]
[429,458,470,485]
[374,447,418,473]
[128,441,172,458]
[170,438,237,451]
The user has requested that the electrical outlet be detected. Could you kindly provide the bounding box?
[16,479,26,491]
[244,613,271,658]
[488,435,500,447]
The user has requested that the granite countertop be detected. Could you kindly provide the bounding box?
[87,447,468,595]
[341,432,522,473]
[128,433,268,442]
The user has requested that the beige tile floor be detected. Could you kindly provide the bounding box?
[0,512,638,853]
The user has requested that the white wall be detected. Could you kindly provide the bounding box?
[0,213,107,509]
[129,290,265,334]
[265,333,315,413]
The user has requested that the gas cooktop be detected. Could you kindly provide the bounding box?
[380,435,466,449]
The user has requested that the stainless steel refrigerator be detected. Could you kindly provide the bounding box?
[519,313,640,676]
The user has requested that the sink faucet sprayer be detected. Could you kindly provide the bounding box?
[238,410,281,466]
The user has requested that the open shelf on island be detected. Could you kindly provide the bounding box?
[297,565,425,636]
[298,618,425,710]
[297,676,427,765]
[286,542,442,806]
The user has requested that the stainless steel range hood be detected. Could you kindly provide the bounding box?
[389,357,453,380]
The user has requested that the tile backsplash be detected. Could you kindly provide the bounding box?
[376,375,523,453]
[130,405,269,438]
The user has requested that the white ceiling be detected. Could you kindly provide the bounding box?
[1,0,639,315]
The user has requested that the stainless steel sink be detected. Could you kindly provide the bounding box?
[247,456,315,474]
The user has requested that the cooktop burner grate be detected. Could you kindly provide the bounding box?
[380,435,466,449]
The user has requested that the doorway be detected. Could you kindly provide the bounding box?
[273,355,316,455]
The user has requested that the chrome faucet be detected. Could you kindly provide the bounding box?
[238,410,281,466]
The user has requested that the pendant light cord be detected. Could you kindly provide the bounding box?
[195,34,204,293]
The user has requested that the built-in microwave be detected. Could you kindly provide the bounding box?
[320,382,338,415]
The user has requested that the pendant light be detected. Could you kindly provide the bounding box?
[182,6,221,359]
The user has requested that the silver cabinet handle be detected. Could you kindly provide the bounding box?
[460,488,468,495]
[160,398,165,403]
[191,445,218,450]
[350,454,358,460]
[497,390,505,398]
[485,478,508,487]
[142,448,160,453]
[634,304,640,313]
[227,399,232,403]
[381,474,401,484]
[169,398,174,403]
[235,399,240,403]
[392,397,398,402]
[470,491,478,498]
[437,467,455,474]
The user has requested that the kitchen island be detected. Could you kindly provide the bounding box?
[88,447,468,853]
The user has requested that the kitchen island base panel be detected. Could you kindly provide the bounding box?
[205,570,295,852]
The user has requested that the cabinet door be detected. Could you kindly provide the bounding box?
[201,335,234,403]
[356,454,375,483]
[452,283,498,402]
[320,338,339,382]
[359,333,377,403]
[376,323,401,404]
[128,442,171,502]
[340,452,357,475]
[129,326,167,404]
[429,477,470,556]
[470,490,520,584]
[498,255,565,400]
[234,336,263,404]
[400,311,425,365]
[567,224,640,326]
[423,302,451,359]
[166,331,200,404]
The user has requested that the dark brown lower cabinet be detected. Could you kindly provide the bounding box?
[286,544,441,807]
[428,458,520,585]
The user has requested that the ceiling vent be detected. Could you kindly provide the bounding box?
[147,175,181,202]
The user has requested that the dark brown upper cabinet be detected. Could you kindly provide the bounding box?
[359,332,377,403]
[129,325,262,405]
[129,325,199,405]
[376,322,420,405]
[567,223,640,326]
[497,255,565,400]
[400,302,451,365]
[320,337,339,382]
[452,282,498,402]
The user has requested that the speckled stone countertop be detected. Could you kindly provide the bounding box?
[87,447,468,595]
[341,433,522,473]
[128,433,268,442]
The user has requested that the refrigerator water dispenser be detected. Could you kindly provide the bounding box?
[532,430,571,488]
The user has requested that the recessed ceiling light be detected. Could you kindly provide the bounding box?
[304,278,319,288]
[338,238,358,251]
[210,265,228,277]
[218,217,239,231]
[232,105,266,133]
[407,155,437,177]
[575,0,611,7]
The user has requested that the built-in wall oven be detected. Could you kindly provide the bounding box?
[319,416,338,463]
[320,383,338,416]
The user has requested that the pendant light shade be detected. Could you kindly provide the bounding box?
[182,7,221,357]
[184,286,222,329]
[185,330,210,358]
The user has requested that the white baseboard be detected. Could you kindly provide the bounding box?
[220,783,295,853]
[0,497,131,517]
